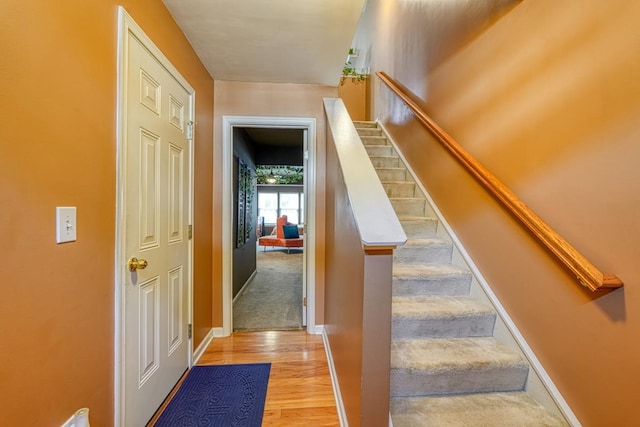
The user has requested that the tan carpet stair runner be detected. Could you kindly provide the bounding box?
[354,121,569,427]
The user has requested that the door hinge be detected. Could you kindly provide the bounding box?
[188,225,193,240]
[304,150,309,160]
[186,121,195,140]
[188,324,192,339]
[303,297,307,307]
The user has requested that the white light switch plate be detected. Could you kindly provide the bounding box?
[56,207,77,243]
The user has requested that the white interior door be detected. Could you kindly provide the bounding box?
[119,11,193,426]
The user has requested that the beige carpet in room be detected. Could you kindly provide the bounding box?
[233,248,303,331]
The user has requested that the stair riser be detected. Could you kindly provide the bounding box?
[393,275,471,297]
[384,182,417,198]
[377,168,407,182]
[358,128,383,136]
[390,366,529,397]
[361,136,388,146]
[392,314,496,339]
[394,245,452,264]
[371,156,400,168]
[391,199,427,217]
[400,220,438,238]
[365,145,395,157]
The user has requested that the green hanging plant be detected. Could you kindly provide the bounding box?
[256,165,303,185]
[340,48,367,86]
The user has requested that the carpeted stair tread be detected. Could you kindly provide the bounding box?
[353,120,378,128]
[395,238,452,252]
[392,296,494,318]
[393,263,467,278]
[399,216,437,221]
[391,196,427,202]
[369,156,407,169]
[382,183,417,200]
[383,180,416,186]
[392,296,496,339]
[390,338,529,397]
[365,145,395,157]
[361,135,388,145]
[389,196,426,206]
[357,127,383,136]
[399,215,438,223]
[394,239,453,264]
[391,337,526,371]
[402,238,451,247]
[376,167,408,182]
[391,198,431,217]
[393,264,472,296]
[390,392,569,427]
[398,216,439,237]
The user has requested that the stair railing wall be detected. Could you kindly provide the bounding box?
[376,71,623,292]
[323,98,406,426]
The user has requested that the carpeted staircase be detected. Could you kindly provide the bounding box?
[354,121,569,427]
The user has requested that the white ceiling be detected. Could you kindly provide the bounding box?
[162,0,367,86]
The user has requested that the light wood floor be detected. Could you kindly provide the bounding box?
[184,330,339,426]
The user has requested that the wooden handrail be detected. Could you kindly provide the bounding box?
[376,71,623,292]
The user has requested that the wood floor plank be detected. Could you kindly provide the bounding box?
[262,406,340,427]
[198,330,340,425]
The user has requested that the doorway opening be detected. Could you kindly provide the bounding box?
[222,116,317,336]
[232,130,304,331]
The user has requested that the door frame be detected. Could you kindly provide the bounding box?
[222,116,317,336]
[115,7,195,425]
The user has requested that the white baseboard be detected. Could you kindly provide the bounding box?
[322,327,348,427]
[212,327,226,338]
[378,121,581,427]
[308,324,325,335]
[192,328,215,365]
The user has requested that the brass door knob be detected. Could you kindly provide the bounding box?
[128,257,148,272]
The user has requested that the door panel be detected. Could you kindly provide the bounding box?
[139,129,160,249]
[168,143,184,243]
[168,266,184,354]
[139,277,160,383]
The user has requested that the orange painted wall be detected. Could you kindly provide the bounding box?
[0,1,214,425]
[338,78,369,121]
[354,0,640,424]
[213,81,338,326]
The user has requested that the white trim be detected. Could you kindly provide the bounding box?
[308,324,325,335]
[115,7,195,426]
[222,116,317,336]
[192,328,215,365]
[59,414,75,427]
[212,327,226,338]
[232,269,257,304]
[378,121,581,427]
[322,327,348,427]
